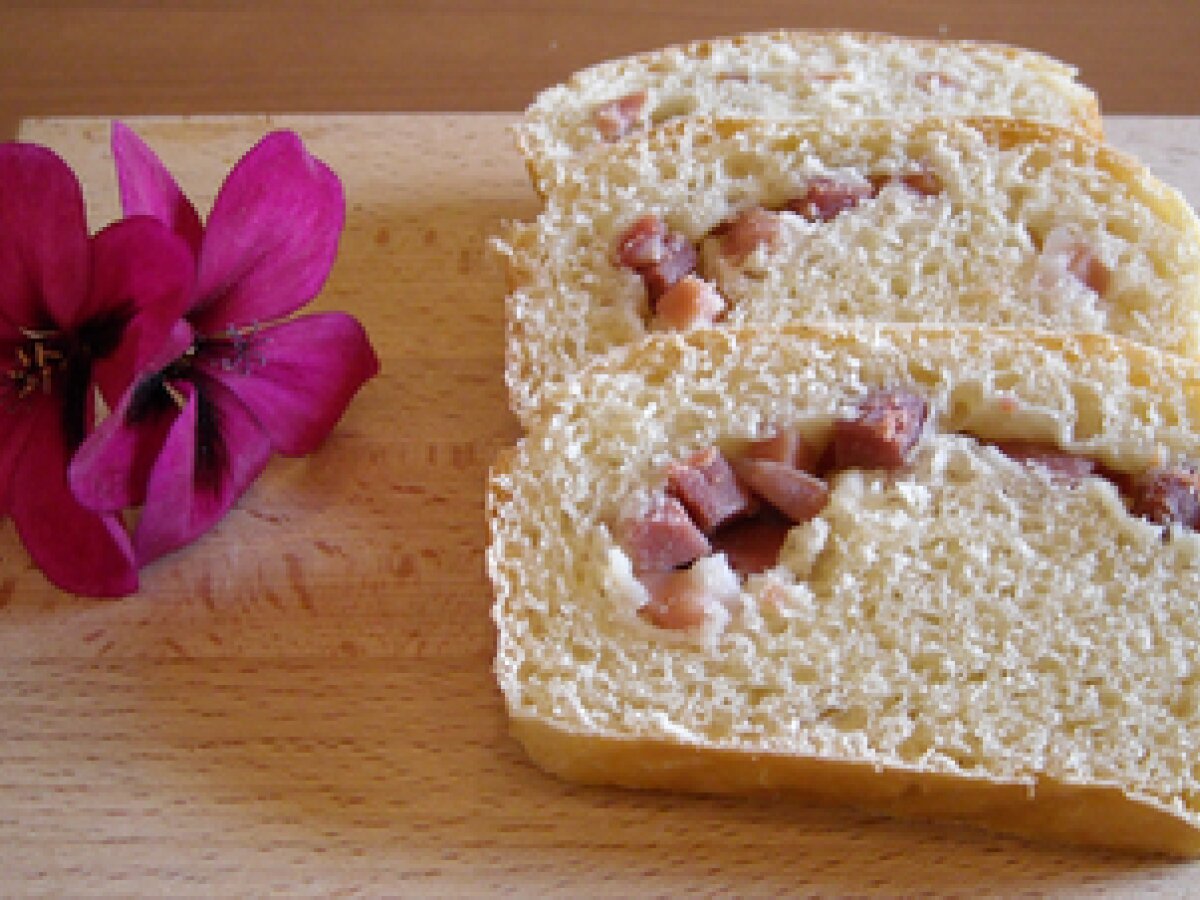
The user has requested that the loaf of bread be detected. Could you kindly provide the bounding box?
[488,324,1200,855]
[517,30,1102,194]
[496,116,1200,423]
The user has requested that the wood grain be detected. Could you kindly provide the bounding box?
[3,113,1200,895]
[1,2,1199,139]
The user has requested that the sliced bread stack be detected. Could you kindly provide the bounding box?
[499,114,1200,421]
[488,31,1200,854]
[518,30,1102,195]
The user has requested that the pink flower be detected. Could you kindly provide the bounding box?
[0,143,194,595]
[71,124,378,564]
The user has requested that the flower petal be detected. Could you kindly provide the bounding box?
[0,143,89,330]
[134,376,272,565]
[69,366,184,513]
[0,312,21,343]
[111,121,204,258]
[190,131,344,331]
[196,312,378,456]
[0,377,40,515]
[9,390,137,597]
[85,216,195,403]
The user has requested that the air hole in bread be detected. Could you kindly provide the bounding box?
[827,706,871,730]
[991,371,1021,392]
[905,360,942,389]
[789,663,819,683]
[897,723,936,761]
[1105,214,1142,246]
[650,95,698,125]
[1184,380,1200,422]
[569,644,598,666]
[941,745,983,772]
[1130,395,1157,427]
[1184,791,1200,815]
[744,685,780,706]
[944,382,986,431]
[722,151,764,181]
[1070,383,1106,440]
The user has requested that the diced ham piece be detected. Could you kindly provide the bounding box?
[717,206,781,261]
[615,214,669,268]
[636,570,711,630]
[1128,464,1200,529]
[614,215,698,303]
[832,388,928,471]
[615,494,712,572]
[786,177,873,222]
[743,426,821,472]
[593,90,647,141]
[993,440,1097,481]
[1038,225,1111,296]
[653,275,726,330]
[1096,463,1135,498]
[642,232,698,302]
[668,447,756,534]
[731,458,830,523]
[636,555,740,630]
[710,510,794,576]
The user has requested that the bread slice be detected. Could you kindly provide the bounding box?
[488,324,1200,855]
[496,116,1200,424]
[517,30,1102,194]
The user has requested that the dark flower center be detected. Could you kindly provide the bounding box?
[3,306,134,452]
[6,328,89,451]
[5,328,67,400]
[197,323,265,374]
[119,323,268,496]
[76,309,131,363]
[126,352,195,423]
[125,351,226,493]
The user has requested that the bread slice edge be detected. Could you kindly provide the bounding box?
[509,714,1200,857]
[489,324,1200,856]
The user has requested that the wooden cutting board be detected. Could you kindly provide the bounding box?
[4,113,1200,895]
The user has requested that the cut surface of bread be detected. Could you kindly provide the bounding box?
[488,325,1200,855]
[497,117,1200,423]
[517,30,1102,195]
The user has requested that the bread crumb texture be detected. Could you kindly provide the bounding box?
[496,118,1200,423]
[488,326,1200,839]
[517,31,1100,192]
